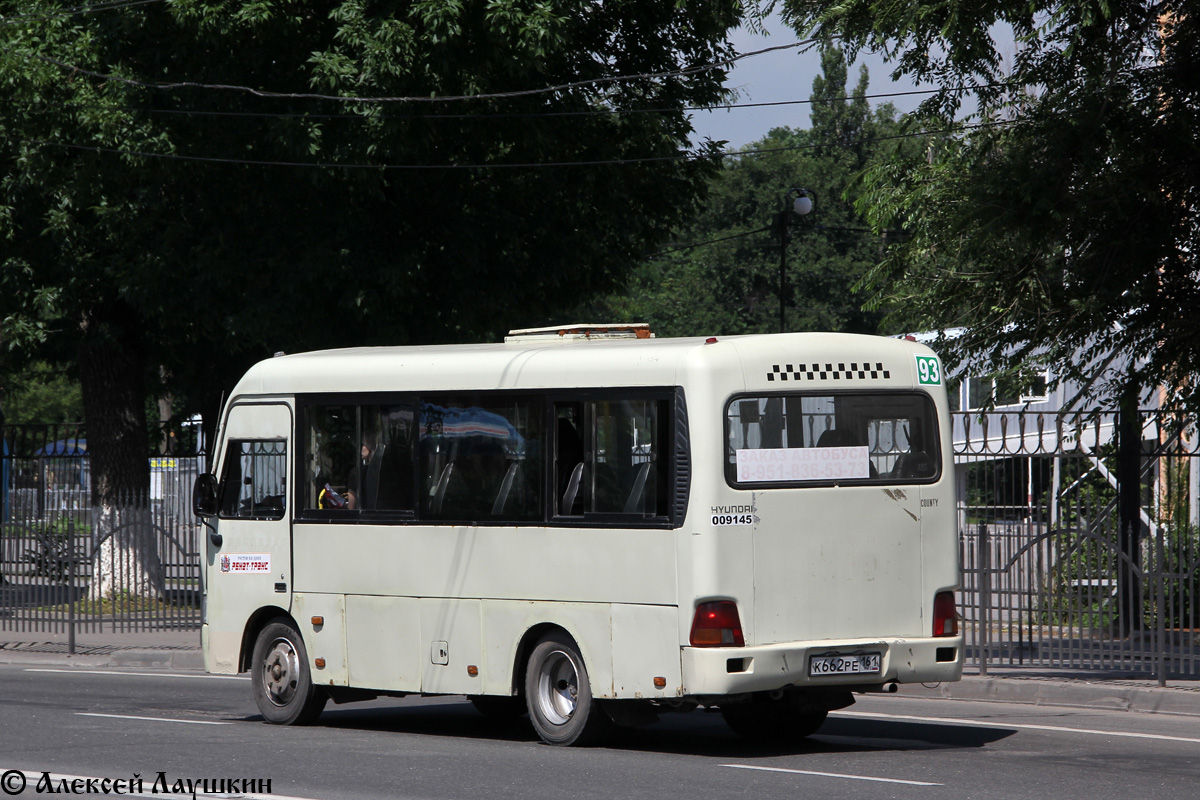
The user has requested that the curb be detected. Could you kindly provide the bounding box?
[0,648,204,671]
[901,676,1200,716]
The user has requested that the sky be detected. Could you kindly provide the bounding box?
[686,17,942,149]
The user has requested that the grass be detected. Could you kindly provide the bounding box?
[37,592,188,616]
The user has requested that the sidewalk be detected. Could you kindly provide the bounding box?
[902,667,1200,716]
[0,629,203,670]
[3,631,1200,717]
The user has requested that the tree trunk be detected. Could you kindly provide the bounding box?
[78,303,163,600]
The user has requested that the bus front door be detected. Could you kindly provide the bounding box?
[204,402,294,674]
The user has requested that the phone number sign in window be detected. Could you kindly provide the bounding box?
[735,446,871,483]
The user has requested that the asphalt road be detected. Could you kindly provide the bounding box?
[1,664,1198,800]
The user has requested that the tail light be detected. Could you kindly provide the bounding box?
[690,600,745,647]
[933,591,958,637]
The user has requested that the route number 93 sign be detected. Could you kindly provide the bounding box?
[915,355,942,386]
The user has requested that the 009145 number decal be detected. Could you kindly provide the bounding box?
[710,505,756,527]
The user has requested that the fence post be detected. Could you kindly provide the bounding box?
[68,518,76,655]
[1153,528,1167,687]
[978,522,991,676]
[1116,394,1143,640]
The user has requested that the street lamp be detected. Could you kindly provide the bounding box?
[779,187,815,333]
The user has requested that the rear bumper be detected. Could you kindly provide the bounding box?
[681,635,963,696]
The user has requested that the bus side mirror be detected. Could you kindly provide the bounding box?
[193,473,219,518]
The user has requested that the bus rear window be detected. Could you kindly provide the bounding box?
[725,392,940,486]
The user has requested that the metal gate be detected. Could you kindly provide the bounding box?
[956,409,1200,684]
[1,423,204,643]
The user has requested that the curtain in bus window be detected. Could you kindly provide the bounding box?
[726,393,939,485]
[420,397,542,521]
[219,440,286,519]
[371,405,416,511]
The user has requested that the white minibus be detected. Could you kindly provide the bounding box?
[193,325,962,745]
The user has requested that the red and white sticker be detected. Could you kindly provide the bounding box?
[220,553,272,574]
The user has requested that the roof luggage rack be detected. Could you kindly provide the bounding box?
[504,323,653,343]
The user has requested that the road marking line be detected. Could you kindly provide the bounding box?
[836,710,1200,744]
[2,769,324,800]
[75,713,232,726]
[721,764,941,786]
[26,668,247,681]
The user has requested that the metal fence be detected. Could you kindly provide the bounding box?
[955,409,1200,684]
[4,412,1199,682]
[1,423,205,644]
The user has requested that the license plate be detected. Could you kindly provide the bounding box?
[809,652,882,676]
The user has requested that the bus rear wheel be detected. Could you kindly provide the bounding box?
[251,619,327,725]
[524,634,611,746]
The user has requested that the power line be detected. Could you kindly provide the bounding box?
[648,223,906,259]
[23,119,1011,171]
[10,82,1002,124]
[0,0,163,25]
[10,39,819,104]
[650,225,773,258]
[34,138,725,169]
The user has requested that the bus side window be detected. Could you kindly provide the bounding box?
[219,440,286,520]
[421,396,542,521]
[555,397,669,519]
[303,405,357,511]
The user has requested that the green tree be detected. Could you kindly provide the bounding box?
[0,0,741,488]
[0,0,742,595]
[0,362,83,425]
[589,46,914,337]
[782,1,1200,409]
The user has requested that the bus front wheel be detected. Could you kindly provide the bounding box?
[251,619,327,725]
[524,634,611,746]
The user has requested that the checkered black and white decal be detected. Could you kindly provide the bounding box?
[766,362,891,382]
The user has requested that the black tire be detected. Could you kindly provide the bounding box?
[721,699,828,741]
[251,619,327,725]
[524,633,612,746]
[468,694,526,721]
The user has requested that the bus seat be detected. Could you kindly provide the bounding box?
[893,450,935,480]
[817,428,857,447]
[491,461,523,516]
[562,462,585,515]
[623,461,654,514]
[429,461,456,514]
[375,441,414,511]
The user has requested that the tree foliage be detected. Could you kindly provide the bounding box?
[0,362,82,424]
[0,0,741,496]
[589,46,916,337]
[783,1,1200,408]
